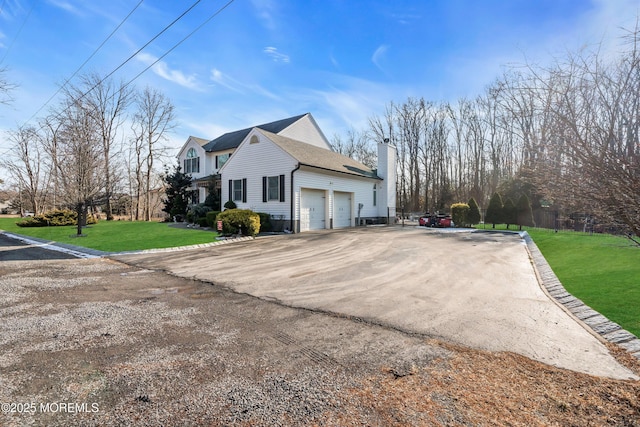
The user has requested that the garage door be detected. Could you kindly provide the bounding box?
[333,191,352,228]
[300,188,326,231]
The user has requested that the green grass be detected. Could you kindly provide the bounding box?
[0,217,219,252]
[476,224,640,338]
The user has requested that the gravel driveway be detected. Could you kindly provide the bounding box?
[117,226,636,380]
[1,230,639,426]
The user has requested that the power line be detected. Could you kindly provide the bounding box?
[0,0,35,65]
[27,0,204,127]
[23,0,146,125]
[124,0,236,90]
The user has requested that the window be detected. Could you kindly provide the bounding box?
[373,184,377,206]
[216,153,230,169]
[262,175,285,202]
[184,148,200,174]
[229,178,246,203]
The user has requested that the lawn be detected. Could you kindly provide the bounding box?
[526,228,640,338]
[0,217,219,252]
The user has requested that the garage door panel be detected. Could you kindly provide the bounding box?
[334,192,352,228]
[300,188,326,231]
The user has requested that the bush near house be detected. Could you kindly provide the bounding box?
[450,203,470,227]
[216,209,260,236]
[206,211,221,228]
[187,203,213,224]
[16,209,98,227]
[255,212,272,232]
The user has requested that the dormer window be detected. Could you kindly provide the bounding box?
[184,148,200,174]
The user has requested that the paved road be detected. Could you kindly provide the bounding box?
[0,232,78,261]
[116,226,637,380]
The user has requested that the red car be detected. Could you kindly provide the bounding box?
[419,213,454,227]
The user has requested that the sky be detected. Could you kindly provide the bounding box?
[1,0,639,174]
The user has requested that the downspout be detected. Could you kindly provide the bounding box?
[290,163,301,233]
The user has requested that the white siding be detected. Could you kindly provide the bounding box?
[293,167,380,226]
[221,131,297,218]
[279,114,331,150]
[178,138,208,180]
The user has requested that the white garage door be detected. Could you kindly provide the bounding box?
[333,191,352,228]
[300,188,326,231]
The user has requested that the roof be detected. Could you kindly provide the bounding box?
[190,136,209,146]
[202,113,308,152]
[258,129,381,180]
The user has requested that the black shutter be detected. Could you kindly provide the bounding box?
[228,180,232,202]
[279,175,285,202]
[242,178,247,203]
[262,176,267,202]
[215,155,219,169]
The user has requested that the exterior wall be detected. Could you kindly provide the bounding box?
[220,130,297,219]
[177,137,209,180]
[279,115,331,150]
[376,142,397,220]
[293,167,380,231]
[220,129,389,233]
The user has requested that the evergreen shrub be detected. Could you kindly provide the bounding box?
[216,209,260,236]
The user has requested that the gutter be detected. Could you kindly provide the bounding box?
[290,163,301,233]
[298,163,383,180]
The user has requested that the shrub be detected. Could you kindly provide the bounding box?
[196,217,209,227]
[255,212,272,232]
[467,198,481,225]
[216,209,260,236]
[485,192,504,228]
[224,200,237,210]
[516,194,535,230]
[206,211,221,228]
[503,198,517,229]
[16,209,98,227]
[187,203,212,223]
[450,203,470,227]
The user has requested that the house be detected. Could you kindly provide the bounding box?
[177,113,396,232]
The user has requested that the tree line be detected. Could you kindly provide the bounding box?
[332,26,640,238]
[1,73,176,225]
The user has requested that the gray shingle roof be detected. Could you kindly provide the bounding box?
[258,129,380,180]
[202,113,308,152]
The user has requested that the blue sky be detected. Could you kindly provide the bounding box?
[1,0,639,162]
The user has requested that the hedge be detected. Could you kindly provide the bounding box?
[450,203,470,227]
[16,209,98,227]
[216,209,260,236]
[206,211,221,228]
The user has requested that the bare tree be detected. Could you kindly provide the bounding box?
[130,86,176,221]
[49,96,104,235]
[331,127,376,168]
[523,26,640,236]
[1,126,50,215]
[0,66,16,106]
[79,73,132,220]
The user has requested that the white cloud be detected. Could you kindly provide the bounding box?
[371,44,389,73]
[209,67,280,100]
[263,46,290,63]
[136,52,199,90]
[251,0,278,31]
[46,0,83,16]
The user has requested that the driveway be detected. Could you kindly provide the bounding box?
[116,226,635,379]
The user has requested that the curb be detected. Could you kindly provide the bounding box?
[0,231,256,259]
[522,231,640,360]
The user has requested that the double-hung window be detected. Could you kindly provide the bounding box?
[262,175,285,202]
[229,179,247,203]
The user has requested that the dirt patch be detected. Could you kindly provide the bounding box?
[1,258,639,426]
